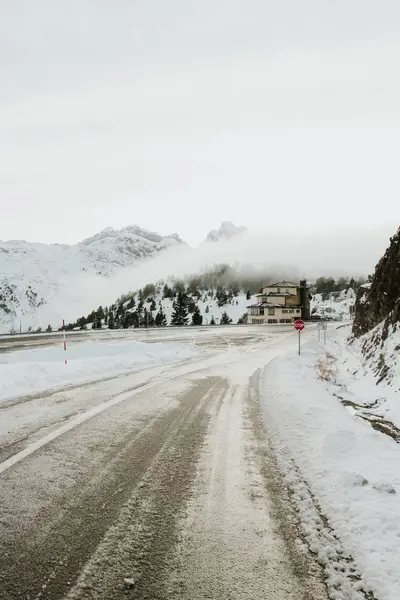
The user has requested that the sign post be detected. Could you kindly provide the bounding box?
[294,319,305,354]
[62,319,67,364]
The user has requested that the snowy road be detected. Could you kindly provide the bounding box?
[0,324,294,353]
[0,325,327,600]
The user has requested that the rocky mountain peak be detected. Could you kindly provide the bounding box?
[205,221,247,243]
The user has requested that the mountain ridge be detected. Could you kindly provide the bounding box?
[0,221,245,333]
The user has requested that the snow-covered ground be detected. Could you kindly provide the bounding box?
[262,325,400,600]
[0,339,199,404]
[311,289,356,321]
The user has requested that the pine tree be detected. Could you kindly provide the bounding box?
[216,286,228,307]
[210,316,216,325]
[126,297,135,310]
[205,304,210,313]
[150,299,157,311]
[220,311,232,325]
[141,307,149,328]
[108,311,115,329]
[187,299,196,313]
[76,316,87,329]
[46,324,52,332]
[155,309,167,326]
[163,283,174,299]
[191,305,203,325]
[246,290,251,300]
[171,291,189,326]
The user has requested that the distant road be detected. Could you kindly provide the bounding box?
[0,323,299,353]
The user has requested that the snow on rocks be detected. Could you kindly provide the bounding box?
[260,331,400,600]
[0,339,199,404]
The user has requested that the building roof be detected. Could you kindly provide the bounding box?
[269,281,299,288]
[255,291,297,297]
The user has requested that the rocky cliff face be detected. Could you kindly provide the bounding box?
[352,227,400,339]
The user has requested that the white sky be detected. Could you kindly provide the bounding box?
[0,0,399,246]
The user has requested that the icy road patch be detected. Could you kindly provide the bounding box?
[0,339,200,404]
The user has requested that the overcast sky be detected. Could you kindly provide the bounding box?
[0,0,399,246]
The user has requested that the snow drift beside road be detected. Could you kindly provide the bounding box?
[0,340,200,403]
[261,330,400,600]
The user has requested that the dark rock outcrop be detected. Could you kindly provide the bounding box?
[352,227,400,338]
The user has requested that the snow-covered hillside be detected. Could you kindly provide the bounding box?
[0,226,184,334]
[79,288,256,331]
[310,288,356,320]
[144,291,254,327]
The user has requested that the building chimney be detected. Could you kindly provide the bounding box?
[299,280,311,320]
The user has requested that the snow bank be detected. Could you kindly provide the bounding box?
[261,333,400,600]
[0,340,199,403]
[318,323,400,430]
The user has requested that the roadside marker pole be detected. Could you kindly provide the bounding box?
[298,330,301,355]
[62,319,68,364]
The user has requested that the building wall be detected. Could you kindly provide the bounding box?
[285,295,300,306]
[262,286,297,294]
[257,294,287,304]
[249,306,301,324]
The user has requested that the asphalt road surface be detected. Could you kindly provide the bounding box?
[0,325,328,600]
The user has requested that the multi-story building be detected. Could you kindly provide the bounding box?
[247,280,311,324]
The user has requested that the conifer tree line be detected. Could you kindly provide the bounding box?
[313,276,367,300]
[61,264,365,331]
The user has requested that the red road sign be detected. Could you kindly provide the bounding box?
[294,319,305,331]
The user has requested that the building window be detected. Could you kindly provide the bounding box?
[279,319,285,323]
[277,287,281,293]
[260,308,264,315]
[268,308,275,316]
[268,319,278,324]
[282,309,288,314]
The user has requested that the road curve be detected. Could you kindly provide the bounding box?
[0,326,326,600]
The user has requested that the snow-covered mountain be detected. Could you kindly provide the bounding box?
[205,221,247,243]
[0,226,184,333]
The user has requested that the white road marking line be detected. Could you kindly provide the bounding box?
[0,366,200,477]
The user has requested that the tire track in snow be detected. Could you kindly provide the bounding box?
[0,377,225,600]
